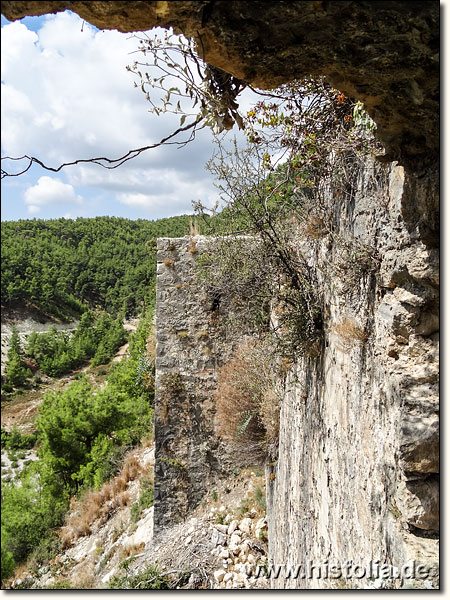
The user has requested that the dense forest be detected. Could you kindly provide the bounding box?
[1,215,197,320]
[3,313,127,391]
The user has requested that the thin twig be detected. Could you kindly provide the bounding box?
[1,119,203,178]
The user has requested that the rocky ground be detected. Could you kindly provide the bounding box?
[139,469,270,590]
[5,445,269,590]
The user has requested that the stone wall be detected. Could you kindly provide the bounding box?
[153,236,244,534]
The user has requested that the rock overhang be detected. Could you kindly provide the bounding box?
[1,0,439,173]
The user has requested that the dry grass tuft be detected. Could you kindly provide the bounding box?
[86,490,103,509]
[121,542,145,560]
[215,339,281,463]
[113,475,128,494]
[96,513,109,527]
[12,561,31,581]
[163,257,175,269]
[333,318,368,351]
[142,433,155,448]
[146,327,157,359]
[188,240,198,254]
[189,218,200,237]
[60,527,75,551]
[59,450,145,546]
[101,482,113,501]
[75,519,91,538]
[302,214,329,239]
[118,491,131,507]
[71,559,95,589]
[122,456,141,482]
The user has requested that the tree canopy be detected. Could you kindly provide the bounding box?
[1,215,197,319]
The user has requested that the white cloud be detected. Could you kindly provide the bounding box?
[1,12,259,219]
[118,193,155,208]
[116,169,219,217]
[24,176,83,213]
[1,13,166,163]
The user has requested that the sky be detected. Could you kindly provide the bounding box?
[0,10,254,222]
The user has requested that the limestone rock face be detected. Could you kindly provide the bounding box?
[266,159,439,589]
[396,477,439,531]
[152,159,438,589]
[399,408,439,473]
[1,1,439,169]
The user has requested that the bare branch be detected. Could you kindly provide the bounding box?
[1,119,202,178]
[2,31,250,179]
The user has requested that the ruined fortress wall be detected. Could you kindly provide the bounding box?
[153,236,239,534]
[154,161,438,588]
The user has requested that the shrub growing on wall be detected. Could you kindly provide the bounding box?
[195,77,380,359]
[215,339,282,463]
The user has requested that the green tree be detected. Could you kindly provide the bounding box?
[26,312,127,377]
[36,377,119,489]
[1,464,67,564]
[5,326,31,387]
[7,325,22,359]
[1,531,15,584]
[5,355,31,387]
[71,433,115,490]
[1,216,194,320]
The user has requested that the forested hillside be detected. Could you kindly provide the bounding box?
[1,216,196,320]
[1,311,156,582]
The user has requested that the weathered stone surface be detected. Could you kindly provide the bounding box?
[214,569,226,583]
[211,529,226,547]
[153,236,252,533]
[399,411,439,473]
[238,518,252,534]
[223,572,233,583]
[152,159,438,588]
[266,160,439,589]
[396,477,439,531]
[1,1,439,169]
[227,519,238,536]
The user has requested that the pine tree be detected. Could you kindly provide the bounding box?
[5,326,31,387]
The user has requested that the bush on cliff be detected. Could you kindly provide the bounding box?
[215,339,282,463]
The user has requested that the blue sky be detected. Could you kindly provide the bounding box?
[1,11,254,222]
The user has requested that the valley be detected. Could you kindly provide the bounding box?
[0,1,439,588]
